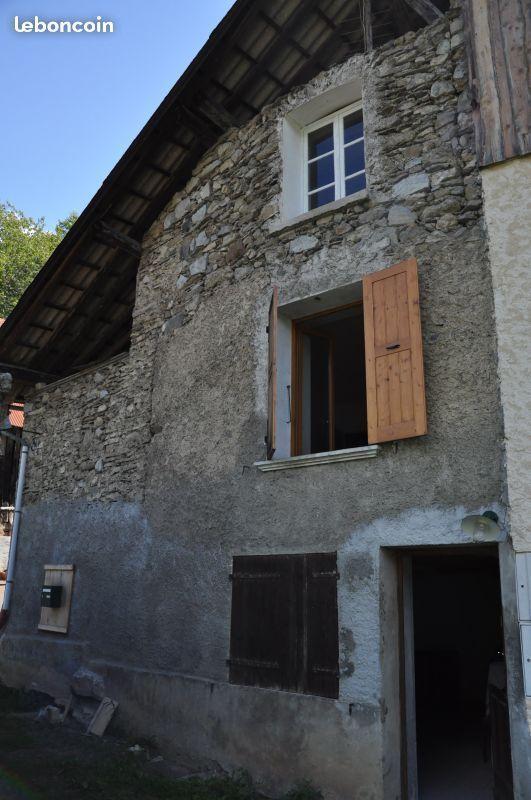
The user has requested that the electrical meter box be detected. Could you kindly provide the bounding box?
[41,585,63,608]
[38,565,74,633]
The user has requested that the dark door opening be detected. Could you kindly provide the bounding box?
[402,549,513,800]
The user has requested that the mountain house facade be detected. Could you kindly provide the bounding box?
[0,0,529,797]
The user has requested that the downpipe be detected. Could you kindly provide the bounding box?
[0,442,29,630]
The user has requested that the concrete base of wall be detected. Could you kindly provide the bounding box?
[0,642,383,800]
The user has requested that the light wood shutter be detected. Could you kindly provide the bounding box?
[266,287,278,459]
[363,258,427,444]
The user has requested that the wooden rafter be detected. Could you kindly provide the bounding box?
[361,0,373,51]
[402,0,443,23]
[93,221,142,258]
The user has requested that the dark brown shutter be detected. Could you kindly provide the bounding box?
[229,555,296,691]
[363,258,427,444]
[266,287,278,459]
[304,553,339,699]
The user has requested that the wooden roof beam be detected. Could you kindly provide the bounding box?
[207,76,259,115]
[107,211,137,227]
[402,0,443,23]
[28,322,54,332]
[32,250,136,371]
[226,0,334,106]
[361,0,373,51]
[178,105,222,140]
[146,162,172,178]
[233,45,287,89]
[94,221,142,258]
[0,361,59,384]
[258,10,313,60]
[57,277,137,368]
[123,187,152,202]
[197,95,240,130]
[59,280,86,292]
[43,301,70,313]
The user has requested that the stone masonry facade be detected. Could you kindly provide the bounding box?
[23,1,488,508]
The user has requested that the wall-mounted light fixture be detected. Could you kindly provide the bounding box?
[461,510,502,542]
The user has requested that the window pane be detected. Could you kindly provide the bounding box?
[308,123,333,159]
[345,173,366,195]
[343,111,363,144]
[309,185,335,209]
[308,153,334,191]
[344,140,365,178]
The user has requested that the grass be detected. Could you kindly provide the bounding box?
[20,760,259,800]
[0,690,322,800]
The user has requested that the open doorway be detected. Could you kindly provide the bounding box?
[400,548,513,799]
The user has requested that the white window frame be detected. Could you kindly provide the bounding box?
[302,100,365,213]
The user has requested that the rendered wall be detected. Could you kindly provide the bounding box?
[1,6,527,798]
[481,156,531,553]
[482,155,531,789]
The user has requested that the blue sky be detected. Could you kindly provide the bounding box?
[0,1,234,229]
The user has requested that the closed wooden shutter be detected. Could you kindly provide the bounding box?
[229,552,339,698]
[304,553,339,699]
[363,258,427,444]
[229,555,296,691]
[266,287,278,459]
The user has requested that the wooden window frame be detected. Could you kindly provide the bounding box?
[302,101,365,212]
[291,301,362,457]
[266,260,427,459]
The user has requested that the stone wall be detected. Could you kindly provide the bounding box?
[23,353,149,504]
[142,5,480,336]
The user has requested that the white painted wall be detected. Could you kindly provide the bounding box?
[482,156,531,553]
[483,156,531,713]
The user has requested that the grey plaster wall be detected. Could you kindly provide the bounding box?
[1,5,527,798]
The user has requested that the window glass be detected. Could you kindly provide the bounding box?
[345,173,367,195]
[309,186,335,210]
[343,111,363,144]
[308,154,334,192]
[344,140,365,179]
[304,106,365,212]
[307,123,334,159]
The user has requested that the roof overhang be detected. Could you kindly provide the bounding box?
[0,0,447,382]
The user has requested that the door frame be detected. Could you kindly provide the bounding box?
[396,544,509,799]
[398,554,418,799]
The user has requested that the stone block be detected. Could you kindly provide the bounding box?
[388,205,416,225]
[289,235,318,253]
[190,255,208,275]
[174,198,191,221]
[191,204,207,225]
[430,81,455,99]
[392,173,430,198]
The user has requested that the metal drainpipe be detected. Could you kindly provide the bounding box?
[0,442,29,629]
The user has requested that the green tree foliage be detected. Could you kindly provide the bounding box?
[0,202,78,318]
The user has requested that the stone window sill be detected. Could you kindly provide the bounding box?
[270,190,369,234]
[255,444,379,472]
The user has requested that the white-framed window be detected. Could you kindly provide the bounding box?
[302,102,365,212]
